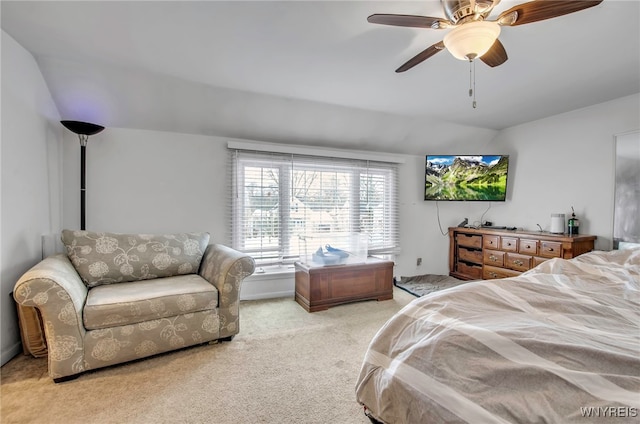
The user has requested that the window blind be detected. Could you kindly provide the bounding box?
[228,148,400,266]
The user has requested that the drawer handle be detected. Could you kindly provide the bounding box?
[489,241,494,245]
[507,242,512,246]
[489,255,497,261]
[546,247,555,252]
[513,260,524,266]
[489,272,498,278]
[525,245,531,249]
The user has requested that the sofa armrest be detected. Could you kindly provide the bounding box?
[13,254,88,379]
[198,244,255,338]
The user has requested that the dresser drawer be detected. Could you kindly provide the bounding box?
[483,265,520,280]
[505,253,532,272]
[456,233,483,249]
[533,257,548,267]
[539,241,562,258]
[483,249,505,267]
[456,261,483,280]
[500,237,518,252]
[519,239,538,255]
[459,247,482,264]
[483,235,499,250]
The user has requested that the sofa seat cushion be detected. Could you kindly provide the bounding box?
[62,230,210,288]
[83,275,218,330]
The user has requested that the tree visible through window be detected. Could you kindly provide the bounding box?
[230,150,399,266]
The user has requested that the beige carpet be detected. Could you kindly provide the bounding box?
[1,288,415,424]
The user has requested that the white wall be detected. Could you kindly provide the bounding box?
[0,31,62,365]
[486,94,640,250]
[63,128,231,239]
[395,94,640,278]
[63,92,639,294]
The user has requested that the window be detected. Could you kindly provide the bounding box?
[229,148,399,266]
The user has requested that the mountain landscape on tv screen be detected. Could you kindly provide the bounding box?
[425,156,508,201]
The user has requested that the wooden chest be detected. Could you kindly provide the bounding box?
[294,258,394,312]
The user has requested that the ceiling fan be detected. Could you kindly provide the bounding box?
[368,0,604,73]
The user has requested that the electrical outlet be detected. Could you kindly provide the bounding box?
[417,257,422,266]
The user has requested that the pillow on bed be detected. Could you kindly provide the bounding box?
[62,230,210,288]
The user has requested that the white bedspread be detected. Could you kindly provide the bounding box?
[355,249,640,423]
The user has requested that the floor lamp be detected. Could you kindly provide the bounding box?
[61,120,105,230]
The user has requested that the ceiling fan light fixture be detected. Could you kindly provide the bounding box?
[443,21,501,60]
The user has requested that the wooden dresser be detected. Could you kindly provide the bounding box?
[449,227,596,280]
[294,258,394,312]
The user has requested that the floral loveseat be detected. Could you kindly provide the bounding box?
[13,230,255,382]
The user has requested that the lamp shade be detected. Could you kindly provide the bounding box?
[61,120,104,136]
[444,21,501,60]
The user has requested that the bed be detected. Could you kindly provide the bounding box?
[355,248,640,423]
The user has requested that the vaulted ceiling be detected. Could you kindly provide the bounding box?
[2,1,639,154]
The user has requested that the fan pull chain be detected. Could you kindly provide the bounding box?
[468,59,477,108]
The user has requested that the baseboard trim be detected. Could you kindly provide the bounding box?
[240,272,295,301]
[240,290,295,301]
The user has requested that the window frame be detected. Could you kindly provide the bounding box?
[229,149,399,266]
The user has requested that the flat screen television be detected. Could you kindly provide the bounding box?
[425,155,509,201]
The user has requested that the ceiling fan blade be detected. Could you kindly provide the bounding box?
[396,41,446,73]
[368,14,451,29]
[480,39,508,67]
[497,0,603,26]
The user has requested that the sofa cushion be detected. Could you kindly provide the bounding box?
[83,274,218,330]
[62,230,210,288]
